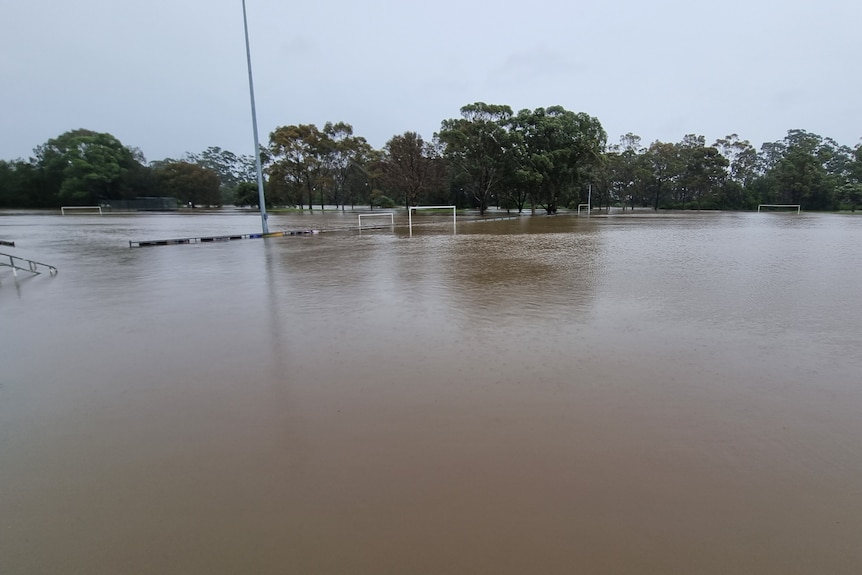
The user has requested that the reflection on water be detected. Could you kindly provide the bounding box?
[2,210,862,574]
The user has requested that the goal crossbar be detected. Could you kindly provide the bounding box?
[358,212,395,230]
[577,203,590,216]
[408,205,456,236]
[758,204,800,213]
[61,206,102,215]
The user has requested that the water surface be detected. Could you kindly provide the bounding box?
[2,210,861,574]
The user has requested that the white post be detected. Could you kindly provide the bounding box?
[407,206,456,237]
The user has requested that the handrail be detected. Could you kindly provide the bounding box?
[1,252,58,277]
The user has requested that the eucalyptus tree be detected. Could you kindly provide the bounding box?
[320,122,374,210]
[714,134,758,187]
[382,131,448,208]
[675,134,728,209]
[508,106,606,214]
[153,161,222,207]
[714,134,758,209]
[185,146,255,204]
[437,102,513,214]
[343,147,383,208]
[605,133,647,210]
[845,144,862,210]
[497,125,531,213]
[0,160,35,207]
[268,123,329,209]
[755,130,836,209]
[643,141,681,211]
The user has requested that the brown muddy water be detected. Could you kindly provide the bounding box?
[2,209,861,574]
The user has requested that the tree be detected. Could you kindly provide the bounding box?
[675,134,728,209]
[754,130,837,210]
[234,181,264,208]
[495,125,530,213]
[33,129,139,205]
[0,160,36,208]
[713,134,758,209]
[185,147,255,205]
[840,144,862,211]
[643,141,681,211]
[268,124,330,209]
[437,102,513,214]
[322,122,374,211]
[605,133,647,210]
[382,132,447,208]
[153,161,221,207]
[345,147,382,209]
[507,106,606,214]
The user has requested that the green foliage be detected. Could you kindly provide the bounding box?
[153,161,221,207]
[267,122,379,209]
[267,122,372,209]
[322,122,375,210]
[675,135,728,209]
[509,106,607,213]
[437,102,513,214]
[185,146,256,205]
[234,181,263,208]
[35,129,139,205]
[3,117,859,213]
[437,104,608,215]
[0,160,35,207]
[751,130,839,210]
[267,124,325,208]
[0,129,154,208]
[601,133,647,210]
[370,190,395,208]
[382,132,448,208]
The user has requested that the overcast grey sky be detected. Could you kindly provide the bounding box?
[2,0,860,162]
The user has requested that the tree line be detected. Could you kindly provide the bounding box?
[2,104,860,212]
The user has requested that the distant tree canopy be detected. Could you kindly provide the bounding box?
[0,129,153,208]
[2,115,861,211]
[265,122,375,210]
[153,161,221,207]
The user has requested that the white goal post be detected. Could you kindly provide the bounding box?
[577,203,590,215]
[61,206,103,215]
[758,204,800,213]
[408,205,456,237]
[358,212,394,229]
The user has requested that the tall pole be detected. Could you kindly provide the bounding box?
[242,0,268,234]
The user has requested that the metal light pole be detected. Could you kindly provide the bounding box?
[241,0,268,234]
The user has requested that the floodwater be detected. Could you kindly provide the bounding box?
[2,209,861,574]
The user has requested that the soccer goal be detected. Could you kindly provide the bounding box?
[758,204,800,213]
[408,205,456,237]
[577,203,590,216]
[358,212,395,230]
[61,206,103,215]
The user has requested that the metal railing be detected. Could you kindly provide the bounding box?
[1,252,58,279]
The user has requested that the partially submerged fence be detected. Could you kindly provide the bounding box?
[1,252,58,281]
